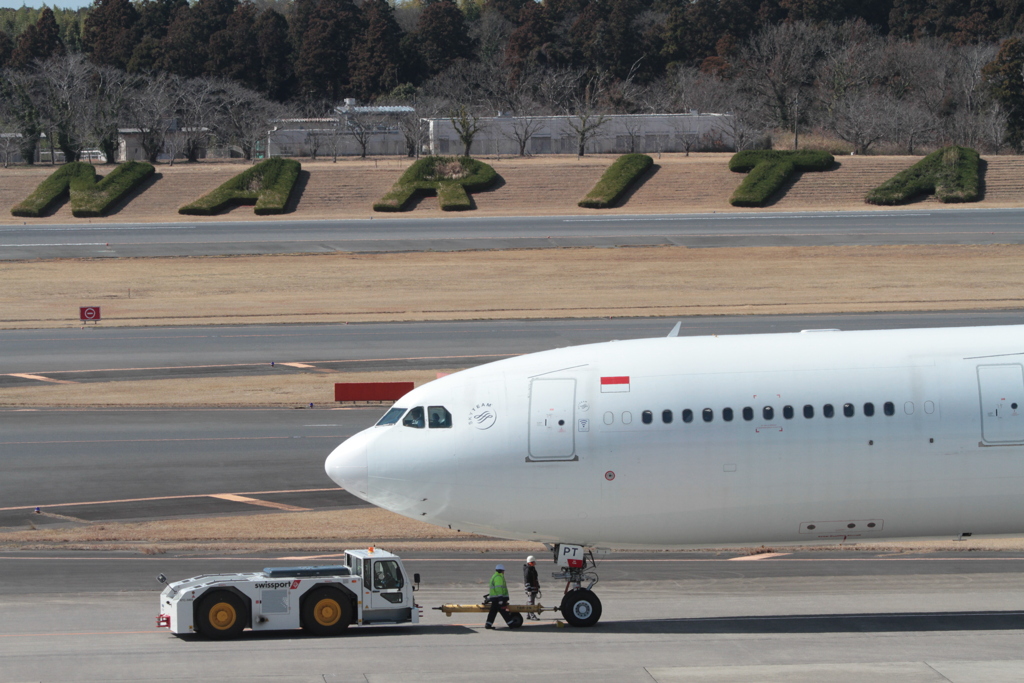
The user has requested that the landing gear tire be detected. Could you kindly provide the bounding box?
[506,612,524,629]
[560,588,602,627]
[302,588,353,636]
[196,590,248,639]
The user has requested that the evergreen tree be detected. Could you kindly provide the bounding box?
[294,0,361,103]
[207,1,261,88]
[288,0,317,53]
[416,0,474,75]
[83,0,141,70]
[255,8,293,101]
[0,30,12,69]
[484,0,533,23]
[349,0,404,100]
[10,8,65,69]
[983,37,1024,150]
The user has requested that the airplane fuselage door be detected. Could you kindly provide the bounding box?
[978,364,1024,444]
[529,378,576,460]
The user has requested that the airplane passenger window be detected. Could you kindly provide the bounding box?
[428,406,452,428]
[377,407,407,426]
[722,407,734,422]
[742,407,754,421]
[622,411,633,425]
[702,408,713,422]
[402,406,425,429]
[783,405,794,419]
[682,409,693,423]
[823,404,835,418]
[864,402,875,417]
[642,410,653,424]
[843,403,855,417]
[803,404,814,418]
[662,409,673,424]
[763,406,774,420]
[884,401,895,416]
[604,412,614,425]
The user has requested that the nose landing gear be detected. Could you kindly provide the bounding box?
[552,544,602,627]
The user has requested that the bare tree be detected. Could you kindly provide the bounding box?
[219,82,281,161]
[0,69,41,163]
[344,108,383,159]
[738,21,829,140]
[830,88,894,155]
[124,73,177,164]
[87,65,142,164]
[176,77,224,163]
[37,54,91,162]
[501,114,545,156]
[448,104,484,156]
[620,116,643,152]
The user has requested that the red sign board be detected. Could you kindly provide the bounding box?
[335,382,414,402]
[79,306,101,321]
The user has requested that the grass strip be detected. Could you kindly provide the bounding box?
[728,150,834,207]
[179,158,301,215]
[865,146,981,205]
[373,156,498,212]
[578,153,653,209]
[11,161,154,218]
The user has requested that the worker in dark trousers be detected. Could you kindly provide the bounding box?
[485,564,512,629]
[523,555,541,620]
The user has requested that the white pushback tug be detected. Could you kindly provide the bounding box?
[157,548,420,639]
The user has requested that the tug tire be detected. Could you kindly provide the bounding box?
[196,590,248,639]
[301,587,352,636]
[560,588,602,627]
[507,611,524,629]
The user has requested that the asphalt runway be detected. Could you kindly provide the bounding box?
[0,408,375,524]
[4,311,1024,386]
[2,551,1024,681]
[4,207,1024,260]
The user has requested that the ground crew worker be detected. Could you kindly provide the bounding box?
[523,555,541,620]
[485,564,513,629]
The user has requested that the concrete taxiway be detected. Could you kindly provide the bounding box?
[2,551,1024,682]
[5,208,1024,260]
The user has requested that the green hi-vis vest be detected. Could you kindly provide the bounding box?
[489,572,509,598]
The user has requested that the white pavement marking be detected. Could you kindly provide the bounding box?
[729,552,792,561]
[6,373,79,384]
[209,493,309,512]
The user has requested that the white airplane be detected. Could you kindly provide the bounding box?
[326,323,1024,625]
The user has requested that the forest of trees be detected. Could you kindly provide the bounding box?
[2,0,1024,163]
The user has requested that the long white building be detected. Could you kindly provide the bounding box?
[425,112,735,156]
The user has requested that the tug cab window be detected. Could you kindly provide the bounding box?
[428,406,452,428]
[377,407,406,426]
[373,560,404,590]
[402,406,425,428]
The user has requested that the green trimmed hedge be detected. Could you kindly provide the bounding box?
[11,161,155,218]
[179,157,301,215]
[865,146,980,205]
[579,154,653,209]
[728,150,835,207]
[373,156,498,212]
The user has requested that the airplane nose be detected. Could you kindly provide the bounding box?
[325,433,370,500]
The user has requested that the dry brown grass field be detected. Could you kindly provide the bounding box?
[0,153,1021,223]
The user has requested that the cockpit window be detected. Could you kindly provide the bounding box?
[428,406,452,428]
[402,406,425,429]
[377,407,406,426]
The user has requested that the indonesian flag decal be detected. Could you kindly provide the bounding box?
[601,376,630,393]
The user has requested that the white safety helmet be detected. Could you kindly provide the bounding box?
[495,564,505,571]
[526,555,535,563]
